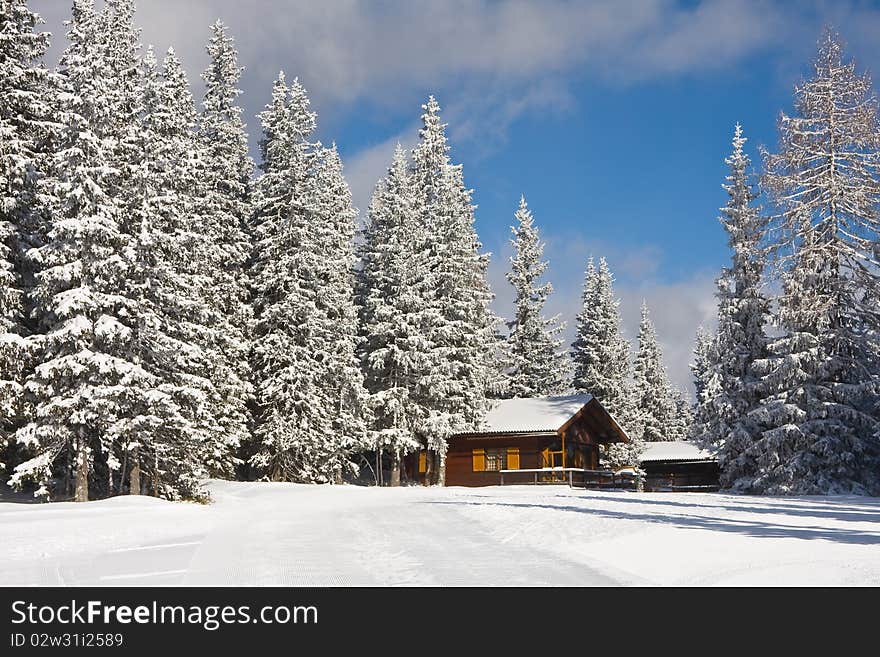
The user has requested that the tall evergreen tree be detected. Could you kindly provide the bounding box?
[671,386,693,442]
[95,3,219,499]
[12,0,142,500]
[196,20,253,475]
[310,143,367,471]
[128,47,223,499]
[357,145,423,485]
[250,75,364,483]
[690,124,770,490]
[12,4,212,501]
[409,96,497,484]
[571,257,642,465]
[754,30,880,494]
[690,326,715,403]
[633,302,682,442]
[503,195,568,397]
[0,0,54,476]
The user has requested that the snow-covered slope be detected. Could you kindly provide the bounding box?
[1,481,877,586]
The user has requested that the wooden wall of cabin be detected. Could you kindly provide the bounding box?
[401,430,602,487]
[443,434,554,487]
[643,461,720,491]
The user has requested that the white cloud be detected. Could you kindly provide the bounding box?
[33,0,878,187]
[34,1,790,137]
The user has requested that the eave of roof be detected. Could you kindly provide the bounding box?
[454,430,558,440]
[641,457,717,464]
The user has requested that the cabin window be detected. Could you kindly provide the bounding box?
[418,451,427,474]
[484,448,506,472]
[473,448,514,472]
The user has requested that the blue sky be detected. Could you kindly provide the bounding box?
[32,0,880,392]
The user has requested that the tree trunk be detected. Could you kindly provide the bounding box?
[390,451,401,487]
[425,448,435,486]
[152,451,159,496]
[438,451,446,487]
[129,445,141,495]
[74,432,89,502]
[118,447,128,495]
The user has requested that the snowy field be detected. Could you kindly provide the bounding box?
[1,481,878,586]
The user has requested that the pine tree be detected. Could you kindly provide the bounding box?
[671,387,693,441]
[690,124,770,490]
[503,195,568,397]
[690,326,715,403]
[409,96,497,484]
[12,0,143,500]
[0,0,54,477]
[357,145,424,485]
[753,30,880,494]
[12,3,211,501]
[250,75,364,483]
[99,3,215,499]
[310,143,368,473]
[571,257,642,465]
[196,20,253,476]
[633,302,681,442]
[126,47,224,500]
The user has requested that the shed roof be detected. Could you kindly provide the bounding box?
[640,441,716,463]
[469,394,594,434]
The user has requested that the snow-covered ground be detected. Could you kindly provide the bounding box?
[1,481,878,586]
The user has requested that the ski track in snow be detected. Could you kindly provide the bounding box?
[1,482,879,586]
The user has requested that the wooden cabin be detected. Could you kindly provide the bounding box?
[406,394,630,487]
[639,441,719,492]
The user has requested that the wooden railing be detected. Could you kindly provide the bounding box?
[498,467,639,490]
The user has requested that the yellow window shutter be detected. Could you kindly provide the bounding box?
[472,448,485,472]
[507,447,520,470]
[418,451,426,473]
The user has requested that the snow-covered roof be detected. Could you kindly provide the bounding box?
[465,394,594,434]
[640,441,716,463]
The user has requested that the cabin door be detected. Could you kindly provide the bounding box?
[541,448,565,482]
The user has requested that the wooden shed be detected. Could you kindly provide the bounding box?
[639,441,719,492]
[406,394,630,487]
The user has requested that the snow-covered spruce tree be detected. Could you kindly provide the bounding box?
[90,2,213,498]
[310,143,368,470]
[753,30,880,495]
[250,75,364,483]
[571,257,643,466]
[409,97,497,484]
[357,145,424,485]
[96,0,157,498]
[196,20,253,477]
[690,326,715,403]
[671,387,693,441]
[139,44,244,481]
[12,0,145,500]
[632,302,682,442]
[503,195,568,397]
[125,47,227,500]
[12,5,210,502]
[0,0,54,477]
[690,125,770,490]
